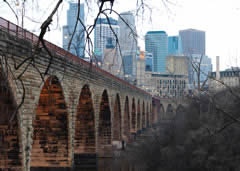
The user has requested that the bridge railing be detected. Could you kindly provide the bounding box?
[0,17,150,96]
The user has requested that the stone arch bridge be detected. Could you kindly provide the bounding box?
[0,17,181,171]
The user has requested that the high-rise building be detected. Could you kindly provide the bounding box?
[63,3,85,58]
[94,17,119,60]
[102,38,122,77]
[179,29,205,55]
[145,31,168,72]
[118,12,138,80]
[168,36,182,55]
[118,12,137,53]
[192,54,212,87]
[145,52,153,72]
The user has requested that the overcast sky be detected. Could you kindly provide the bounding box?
[1,0,240,71]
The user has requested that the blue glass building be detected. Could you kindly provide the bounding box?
[123,53,133,76]
[145,52,153,71]
[63,3,85,58]
[145,31,168,72]
[168,36,182,55]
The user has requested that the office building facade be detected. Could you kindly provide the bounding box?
[192,54,212,87]
[168,36,182,55]
[145,52,153,72]
[144,72,188,98]
[145,31,168,72]
[118,12,138,80]
[94,17,119,61]
[63,3,85,58]
[179,29,205,55]
[102,38,123,77]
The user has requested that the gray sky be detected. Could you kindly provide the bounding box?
[1,0,240,71]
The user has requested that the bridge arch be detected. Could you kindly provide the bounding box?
[131,98,136,133]
[166,104,174,119]
[152,103,158,124]
[98,89,111,146]
[176,104,185,116]
[142,101,145,129]
[146,103,149,127]
[0,70,22,169]
[113,93,121,141]
[75,84,95,154]
[159,104,165,120]
[31,76,69,167]
[137,99,141,131]
[150,105,153,126]
[123,96,130,142]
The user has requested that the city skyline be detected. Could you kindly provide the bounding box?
[1,0,240,71]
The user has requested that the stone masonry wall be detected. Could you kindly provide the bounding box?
[0,30,153,171]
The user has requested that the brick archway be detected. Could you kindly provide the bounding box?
[98,90,111,146]
[75,85,95,154]
[123,96,130,142]
[113,94,121,141]
[142,101,145,129]
[31,76,69,168]
[0,71,22,170]
[131,98,136,133]
[137,100,141,131]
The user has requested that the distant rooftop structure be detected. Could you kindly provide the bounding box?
[96,17,118,25]
[147,31,166,34]
[181,28,205,32]
[225,67,240,71]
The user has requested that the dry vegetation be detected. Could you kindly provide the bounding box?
[127,87,240,171]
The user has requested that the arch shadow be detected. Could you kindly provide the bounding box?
[137,100,141,131]
[75,85,95,154]
[31,76,69,168]
[113,94,121,141]
[146,104,149,127]
[123,96,130,143]
[131,98,136,133]
[142,101,145,129]
[166,104,174,119]
[0,70,22,169]
[98,90,111,146]
[159,104,165,120]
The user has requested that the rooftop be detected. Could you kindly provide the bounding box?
[146,31,166,34]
